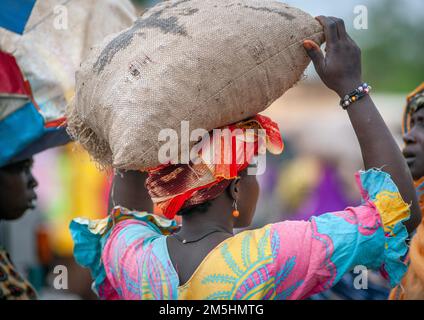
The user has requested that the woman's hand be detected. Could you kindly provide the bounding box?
[302,16,421,233]
[303,16,362,98]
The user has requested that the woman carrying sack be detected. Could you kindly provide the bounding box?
[70,16,421,300]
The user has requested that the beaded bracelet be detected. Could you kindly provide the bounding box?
[340,83,372,109]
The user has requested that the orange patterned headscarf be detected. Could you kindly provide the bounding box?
[402,82,424,135]
[145,115,283,219]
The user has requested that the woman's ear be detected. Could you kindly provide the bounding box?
[228,177,241,201]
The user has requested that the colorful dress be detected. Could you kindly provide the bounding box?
[70,169,410,300]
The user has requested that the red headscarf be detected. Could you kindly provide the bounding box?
[145,114,283,219]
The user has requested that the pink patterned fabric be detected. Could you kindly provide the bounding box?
[99,205,384,300]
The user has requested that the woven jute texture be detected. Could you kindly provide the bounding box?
[67,0,324,170]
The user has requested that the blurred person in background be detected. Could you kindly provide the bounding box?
[390,83,424,299]
[0,0,138,299]
[276,157,351,221]
[0,158,38,299]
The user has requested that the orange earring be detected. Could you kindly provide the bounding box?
[232,200,239,218]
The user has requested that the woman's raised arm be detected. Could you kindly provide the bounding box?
[303,16,420,233]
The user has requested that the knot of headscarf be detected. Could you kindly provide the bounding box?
[145,114,283,219]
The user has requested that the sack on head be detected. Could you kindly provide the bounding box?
[67,0,324,171]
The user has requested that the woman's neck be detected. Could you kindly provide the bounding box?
[180,196,234,237]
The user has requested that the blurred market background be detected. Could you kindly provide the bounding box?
[0,0,423,299]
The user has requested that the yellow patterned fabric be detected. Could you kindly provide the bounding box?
[375,191,411,237]
[0,247,37,300]
[178,226,273,300]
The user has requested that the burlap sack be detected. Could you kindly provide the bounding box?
[67,0,324,171]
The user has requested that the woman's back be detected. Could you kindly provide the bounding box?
[71,169,411,299]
